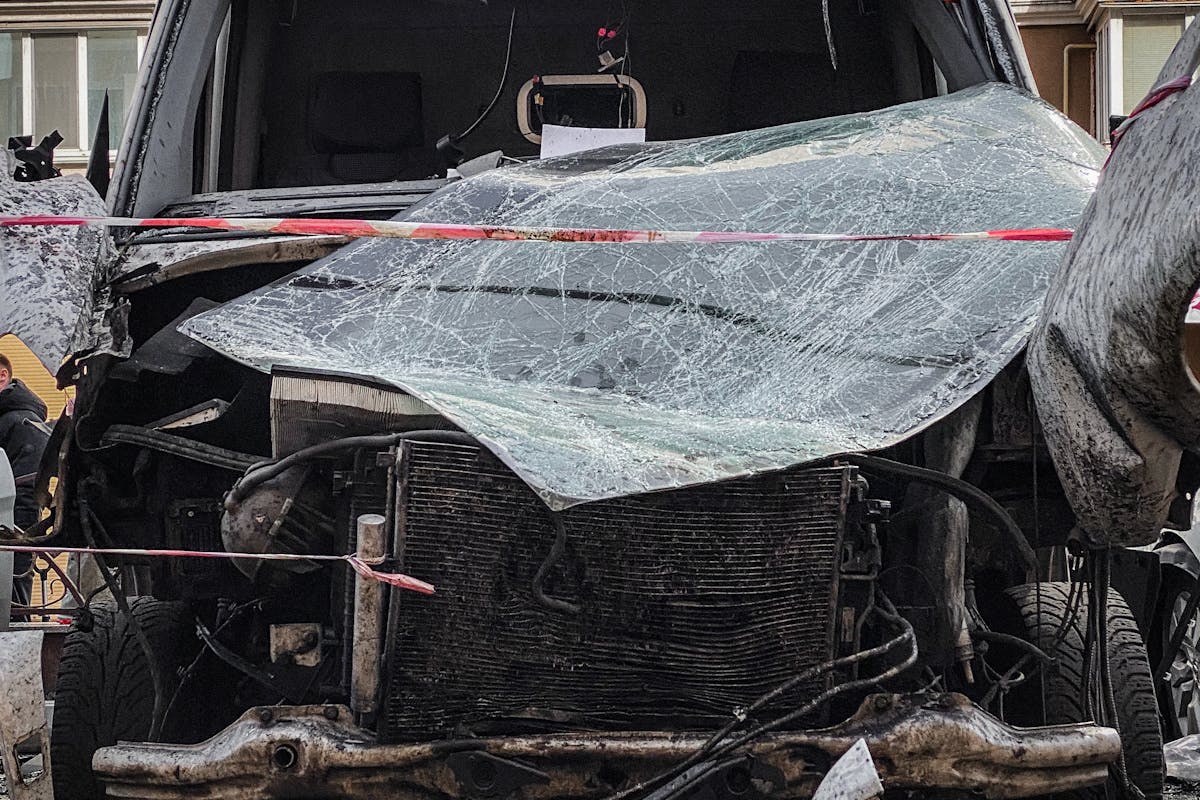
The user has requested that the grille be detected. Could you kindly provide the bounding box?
[381,441,850,741]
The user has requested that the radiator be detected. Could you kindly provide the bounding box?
[381,440,852,741]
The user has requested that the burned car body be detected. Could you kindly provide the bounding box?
[6,1,1198,799]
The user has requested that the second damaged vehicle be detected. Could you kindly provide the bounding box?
[7,1,1200,798]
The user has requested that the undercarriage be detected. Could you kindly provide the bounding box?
[93,697,1121,800]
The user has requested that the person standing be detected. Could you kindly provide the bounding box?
[0,353,49,608]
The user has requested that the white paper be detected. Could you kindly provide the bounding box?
[540,124,646,159]
[812,739,883,800]
[1165,734,1200,783]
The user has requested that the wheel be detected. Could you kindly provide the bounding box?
[50,598,197,800]
[985,582,1164,800]
[1156,567,1200,740]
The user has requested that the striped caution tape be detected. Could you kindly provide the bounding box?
[0,543,435,595]
[0,214,1075,244]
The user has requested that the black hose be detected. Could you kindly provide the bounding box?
[971,629,1054,664]
[102,424,261,472]
[226,429,476,505]
[840,453,1038,574]
[532,514,581,614]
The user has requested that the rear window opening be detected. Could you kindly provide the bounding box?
[198,0,961,191]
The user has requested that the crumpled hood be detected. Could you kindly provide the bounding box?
[182,83,1103,509]
[0,152,111,373]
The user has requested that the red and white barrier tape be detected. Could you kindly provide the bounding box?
[0,543,435,595]
[1109,75,1192,161]
[0,214,1075,244]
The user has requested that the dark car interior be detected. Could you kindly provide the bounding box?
[203,0,967,190]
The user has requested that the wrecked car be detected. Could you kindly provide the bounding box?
[5,1,1200,798]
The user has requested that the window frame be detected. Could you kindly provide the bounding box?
[3,28,146,163]
[1097,8,1198,143]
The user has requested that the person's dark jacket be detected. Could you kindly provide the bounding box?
[0,379,48,529]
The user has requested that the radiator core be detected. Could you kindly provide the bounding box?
[381,440,851,741]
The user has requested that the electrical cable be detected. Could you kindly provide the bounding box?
[821,0,837,70]
[161,600,264,731]
[609,596,915,800]
[980,653,1032,708]
[193,618,306,703]
[452,6,517,144]
[971,629,1053,664]
[654,635,917,800]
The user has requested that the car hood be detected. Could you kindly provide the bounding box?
[182,83,1102,509]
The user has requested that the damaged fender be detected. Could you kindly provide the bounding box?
[1029,22,1200,548]
[0,152,118,374]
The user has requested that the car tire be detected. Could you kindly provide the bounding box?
[987,582,1164,800]
[1155,566,1200,741]
[50,598,196,800]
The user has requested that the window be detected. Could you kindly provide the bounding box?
[87,31,139,142]
[0,29,143,156]
[1122,16,1186,114]
[0,33,21,141]
[32,35,80,147]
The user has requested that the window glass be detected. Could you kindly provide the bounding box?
[31,34,79,146]
[0,33,22,140]
[1123,16,1185,114]
[87,30,138,144]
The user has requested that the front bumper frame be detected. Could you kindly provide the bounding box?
[93,693,1121,799]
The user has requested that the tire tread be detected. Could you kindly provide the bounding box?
[1005,582,1164,800]
[50,598,192,800]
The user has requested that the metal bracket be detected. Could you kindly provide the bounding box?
[0,631,53,799]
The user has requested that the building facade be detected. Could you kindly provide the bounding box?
[0,0,154,170]
[1012,0,1199,141]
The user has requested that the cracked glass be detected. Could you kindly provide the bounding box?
[182,84,1104,509]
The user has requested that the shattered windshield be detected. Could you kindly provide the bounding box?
[183,84,1103,509]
